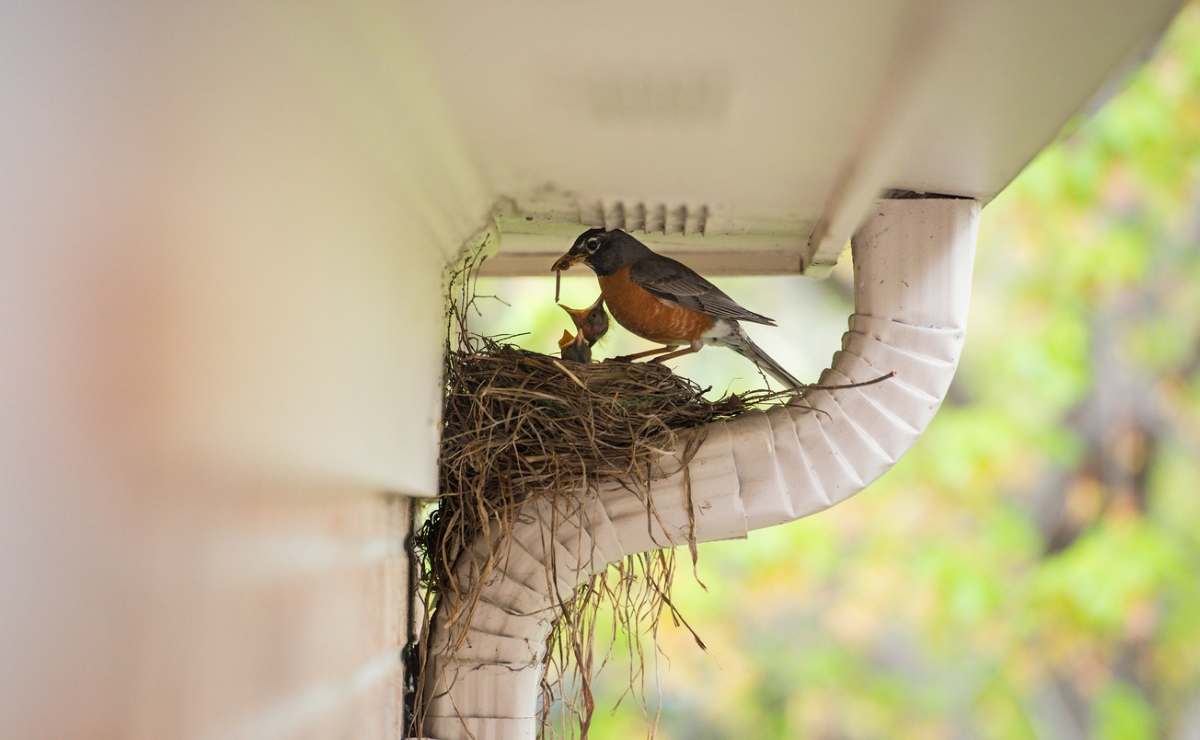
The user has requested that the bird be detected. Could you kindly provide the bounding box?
[557,296,609,363]
[561,296,609,347]
[551,227,802,389]
[558,329,591,363]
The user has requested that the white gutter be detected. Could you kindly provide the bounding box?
[421,197,980,740]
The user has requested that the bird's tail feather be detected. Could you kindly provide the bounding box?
[722,324,803,390]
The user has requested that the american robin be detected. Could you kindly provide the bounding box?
[551,228,801,388]
[558,329,590,363]
[557,296,609,363]
[561,296,609,346]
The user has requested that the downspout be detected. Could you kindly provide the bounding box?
[422,196,980,740]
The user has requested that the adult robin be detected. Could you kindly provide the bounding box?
[557,296,609,363]
[551,227,801,389]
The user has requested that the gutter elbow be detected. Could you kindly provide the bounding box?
[737,197,979,529]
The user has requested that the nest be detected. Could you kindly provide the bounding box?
[410,339,780,738]
[432,342,763,571]
[408,245,800,738]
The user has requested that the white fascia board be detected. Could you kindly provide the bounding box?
[410,0,1182,277]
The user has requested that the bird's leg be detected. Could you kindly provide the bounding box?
[650,340,703,364]
[612,346,678,363]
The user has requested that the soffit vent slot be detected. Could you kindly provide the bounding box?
[580,200,709,236]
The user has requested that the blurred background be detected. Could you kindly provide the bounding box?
[3,0,1196,737]
[472,6,1200,739]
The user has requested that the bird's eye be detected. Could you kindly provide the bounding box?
[585,238,600,253]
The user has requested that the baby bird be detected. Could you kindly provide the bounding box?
[561,296,609,346]
[558,329,591,363]
[557,296,609,363]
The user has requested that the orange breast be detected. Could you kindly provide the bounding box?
[598,267,714,345]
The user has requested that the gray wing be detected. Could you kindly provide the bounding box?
[629,255,776,326]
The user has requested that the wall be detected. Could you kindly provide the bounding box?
[0,2,490,737]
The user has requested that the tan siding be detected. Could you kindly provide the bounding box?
[125,489,411,740]
[1,2,484,737]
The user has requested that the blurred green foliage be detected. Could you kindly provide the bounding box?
[477,5,1200,737]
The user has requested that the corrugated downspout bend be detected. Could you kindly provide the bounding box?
[422,197,980,740]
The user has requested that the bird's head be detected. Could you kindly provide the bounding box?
[551,228,651,277]
[558,296,608,346]
[558,329,578,352]
[558,329,591,363]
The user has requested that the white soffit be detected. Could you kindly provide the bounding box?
[409,0,1184,276]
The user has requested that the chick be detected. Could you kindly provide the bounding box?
[558,329,591,363]
[557,297,608,363]
[559,296,609,347]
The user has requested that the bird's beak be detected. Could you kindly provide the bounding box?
[558,303,586,329]
[551,252,585,272]
[558,329,576,350]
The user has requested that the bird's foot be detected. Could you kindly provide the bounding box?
[610,346,679,363]
[649,343,702,364]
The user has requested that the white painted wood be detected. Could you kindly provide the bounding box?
[411,0,1182,275]
[1,2,492,738]
[421,198,979,739]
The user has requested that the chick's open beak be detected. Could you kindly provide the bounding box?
[551,252,585,271]
[559,303,586,326]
